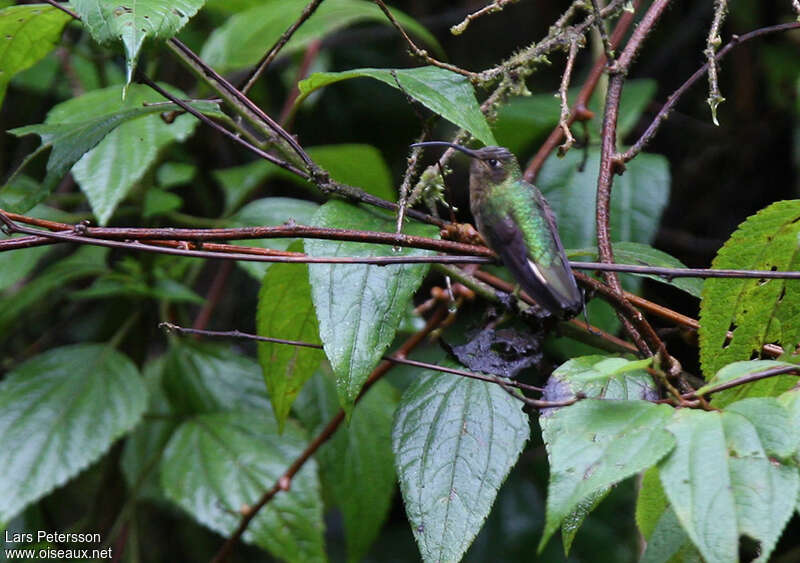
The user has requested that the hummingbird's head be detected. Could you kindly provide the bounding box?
[409,142,521,185]
[467,146,519,186]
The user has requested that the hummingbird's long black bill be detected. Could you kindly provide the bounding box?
[410,141,480,159]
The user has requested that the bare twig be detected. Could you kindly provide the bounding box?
[524,0,640,181]
[450,0,518,36]
[590,0,615,63]
[621,21,800,163]
[557,37,583,156]
[704,0,728,125]
[681,365,800,399]
[160,322,544,393]
[372,0,479,80]
[240,0,326,95]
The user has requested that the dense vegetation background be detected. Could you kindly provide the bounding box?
[0,1,799,562]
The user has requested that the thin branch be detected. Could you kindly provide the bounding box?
[621,21,800,163]
[239,0,326,95]
[450,0,519,36]
[372,0,479,80]
[523,0,640,181]
[209,306,449,563]
[590,0,615,63]
[595,0,672,359]
[557,37,582,156]
[40,0,78,19]
[160,322,544,393]
[704,0,728,125]
[681,365,800,399]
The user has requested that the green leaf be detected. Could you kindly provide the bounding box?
[228,197,319,280]
[640,507,696,563]
[307,144,395,201]
[542,355,659,402]
[295,371,398,563]
[538,149,670,251]
[155,161,195,188]
[568,242,703,298]
[0,4,70,108]
[163,341,270,415]
[55,83,199,224]
[392,365,530,563]
[539,400,675,551]
[73,0,205,87]
[0,344,147,524]
[160,410,325,562]
[257,248,324,430]
[0,234,50,292]
[694,359,799,408]
[143,187,182,218]
[658,409,737,563]
[721,400,799,562]
[306,201,436,411]
[298,66,496,145]
[201,0,440,72]
[588,79,658,140]
[699,200,800,378]
[0,246,109,335]
[120,357,175,503]
[6,86,217,214]
[636,466,668,541]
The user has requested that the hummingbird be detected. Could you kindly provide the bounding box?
[411,141,583,320]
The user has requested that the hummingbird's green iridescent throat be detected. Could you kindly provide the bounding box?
[411,141,583,319]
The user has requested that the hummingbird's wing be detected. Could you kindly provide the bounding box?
[481,194,582,318]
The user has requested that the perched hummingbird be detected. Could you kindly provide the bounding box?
[412,142,583,319]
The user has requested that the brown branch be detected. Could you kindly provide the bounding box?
[681,365,800,399]
[523,0,640,182]
[209,305,449,563]
[621,21,800,163]
[595,0,672,359]
[450,0,519,36]
[372,0,479,80]
[239,0,326,95]
[160,322,544,393]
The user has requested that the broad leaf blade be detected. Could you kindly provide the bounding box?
[0,344,147,524]
[392,366,530,563]
[163,341,270,414]
[658,409,738,563]
[699,200,800,378]
[306,201,436,411]
[298,66,496,145]
[161,410,325,562]
[295,371,398,562]
[73,0,205,86]
[257,252,324,430]
[201,0,440,71]
[539,400,675,551]
[0,4,70,108]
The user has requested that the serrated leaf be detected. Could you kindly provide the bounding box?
[695,359,799,408]
[0,4,70,108]
[73,0,205,86]
[659,409,737,563]
[298,66,496,145]
[6,87,217,214]
[201,0,440,72]
[0,246,109,334]
[541,355,659,405]
[257,249,323,430]
[160,410,325,562]
[568,242,703,298]
[539,400,675,551]
[306,201,436,411]
[0,344,147,524]
[699,200,800,378]
[295,371,397,562]
[163,341,270,415]
[228,197,319,280]
[392,364,529,563]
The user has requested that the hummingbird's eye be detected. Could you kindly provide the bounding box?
[487,158,500,168]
